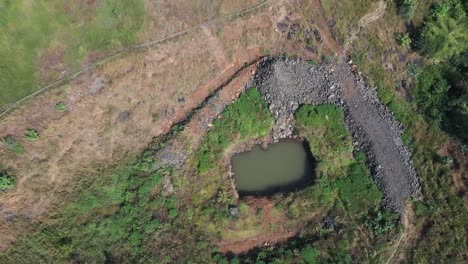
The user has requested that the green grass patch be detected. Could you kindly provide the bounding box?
[295,104,354,178]
[196,88,273,174]
[333,152,382,215]
[24,129,40,141]
[0,171,15,191]
[55,102,66,112]
[0,0,145,110]
[293,104,358,212]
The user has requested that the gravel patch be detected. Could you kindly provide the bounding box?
[252,57,419,212]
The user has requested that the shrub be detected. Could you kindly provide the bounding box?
[24,129,40,141]
[414,201,431,216]
[301,245,320,264]
[0,171,15,191]
[238,202,250,215]
[168,208,178,219]
[217,187,234,205]
[364,209,399,235]
[413,66,449,123]
[397,0,417,20]
[418,1,468,62]
[395,33,412,49]
[55,102,66,112]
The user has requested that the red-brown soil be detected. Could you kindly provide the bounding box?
[219,197,295,255]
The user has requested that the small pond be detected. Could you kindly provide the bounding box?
[231,140,315,195]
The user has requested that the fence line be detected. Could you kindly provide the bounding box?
[0,0,272,119]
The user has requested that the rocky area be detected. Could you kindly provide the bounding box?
[252,57,419,212]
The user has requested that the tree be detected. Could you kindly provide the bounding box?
[419,1,468,62]
[301,245,320,264]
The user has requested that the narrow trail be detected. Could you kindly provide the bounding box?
[385,205,413,264]
[344,0,387,51]
[0,0,273,119]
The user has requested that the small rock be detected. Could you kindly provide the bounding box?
[229,206,239,216]
[117,111,131,122]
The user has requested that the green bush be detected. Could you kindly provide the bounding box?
[395,33,412,49]
[238,202,250,215]
[55,102,66,112]
[418,1,468,62]
[413,66,449,123]
[0,171,15,191]
[24,129,40,141]
[364,209,399,235]
[301,245,320,264]
[168,208,178,219]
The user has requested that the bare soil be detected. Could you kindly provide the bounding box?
[219,197,295,255]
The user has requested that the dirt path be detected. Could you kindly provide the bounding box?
[202,25,229,69]
[344,0,387,51]
[385,203,418,263]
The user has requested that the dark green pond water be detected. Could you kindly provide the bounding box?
[231,140,314,195]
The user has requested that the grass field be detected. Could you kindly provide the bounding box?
[0,0,145,111]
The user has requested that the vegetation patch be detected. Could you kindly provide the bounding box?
[196,88,273,174]
[0,0,145,110]
[55,102,66,112]
[24,129,40,141]
[0,90,394,263]
[0,171,15,191]
[0,128,213,263]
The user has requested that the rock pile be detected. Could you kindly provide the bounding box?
[252,57,419,212]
